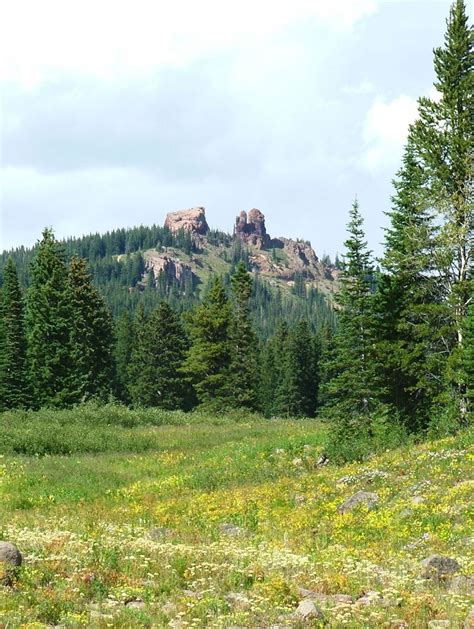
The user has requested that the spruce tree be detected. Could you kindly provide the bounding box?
[114,311,134,401]
[182,277,231,408]
[277,320,318,417]
[128,302,190,409]
[375,138,447,430]
[462,294,474,421]
[228,262,258,409]
[26,229,75,408]
[0,258,30,410]
[411,0,474,418]
[67,257,115,402]
[323,201,383,429]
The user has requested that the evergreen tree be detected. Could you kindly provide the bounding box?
[228,262,258,409]
[411,0,474,418]
[462,293,474,421]
[128,302,191,409]
[323,201,383,424]
[26,229,75,408]
[127,301,148,402]
[375,138,447,430]
[0,258,30,410]
[277,320,318,417]
[182,277,231,408]
[114,311,134,401]
[67,257,115,402]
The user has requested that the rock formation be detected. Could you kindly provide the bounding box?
[164,207,209,235]
[234,209,271,249]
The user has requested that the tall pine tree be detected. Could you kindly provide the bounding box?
[0,258,30,410]
[182,277,231,408]
[228,262,258,409]
[26,229,75,408]
[67,257,115,403]
[411,0,474,419]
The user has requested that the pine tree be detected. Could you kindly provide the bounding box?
[0,258,30,410]
[411,0,474,418]
[323,201,383,426]
[114,311,134,401]
[26,229,75,408]
[128,302,190,409]
[228,262,258,409]
[277,320,318,417]
[67,257,115,402]
[182,277,231,408]
[375,138,448,430]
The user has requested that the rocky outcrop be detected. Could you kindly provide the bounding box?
[144,252,195,290]
[235,209,271,249]
[164,207,209,235]
[0,541,22,585]
[338,491,379,514]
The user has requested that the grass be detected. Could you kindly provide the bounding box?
[0,407,473,627]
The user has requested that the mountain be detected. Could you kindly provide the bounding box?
[0,208,338,337]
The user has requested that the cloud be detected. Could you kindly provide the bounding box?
[361,94,419,173]
[1,0,378,86]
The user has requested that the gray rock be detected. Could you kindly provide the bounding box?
[0,542,22,585]
[449,575,474,595]
[411,495,425,505]
[0,542,22,567]
[294,599,324,621]
[125,599,146,610]
[226,592,251,610]
[219,523,244,537]
[338,491,379,514]
[421,555,461,580]
[428,621,450,628]
[149,527,173,540]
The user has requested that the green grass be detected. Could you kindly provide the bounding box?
[0,408,473,627]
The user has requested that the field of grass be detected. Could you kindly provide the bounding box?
[0,408,473,627]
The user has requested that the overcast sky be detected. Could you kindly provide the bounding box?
[1,0,471,257]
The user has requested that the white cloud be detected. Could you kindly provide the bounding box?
[0,0,378,86]
[361,94,419,173]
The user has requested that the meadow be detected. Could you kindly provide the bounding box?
[0,406,473,627]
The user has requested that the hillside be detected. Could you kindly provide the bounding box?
[0,408,473,627]
[0,207,338,337]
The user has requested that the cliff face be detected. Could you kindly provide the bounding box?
[164,207,209,235]
[148,206,338,296]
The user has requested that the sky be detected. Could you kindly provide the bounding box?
[1,0,471,257]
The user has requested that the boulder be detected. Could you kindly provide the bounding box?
[226,592,251,610]
[338,491,379,514]
[421,555,461,580]
[219,523,244,537]
[164,207,209,235]
[448,575,474,595]
[294,599,324,621]
[0,542,22,585]
[297,587,352,605]
[125,599,146,610]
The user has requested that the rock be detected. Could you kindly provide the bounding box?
[162,602,178,616]
[422,555,461,580]
[411,495,425,505]
[235,209,271,249]
[428,621,451,628]
[164,207,209,235]
[448,575,474,595]
[219,523,244,537]
[338,491,379,514]
[144,252,195,288]
[292,457,303,467]
[149,527,174,540]
[294,599,324,621]
[125,599,146,610]
[0,542,22,585]
[386,620,409,628]
[464,607,474,629]
[226,592,251,610]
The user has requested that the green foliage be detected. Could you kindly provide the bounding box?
[0,258,30,410]
[127,302,191,409]
[182,277,232,409]
[67,257,116,403]
[26,229,76,408]
[228,262,258,409]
